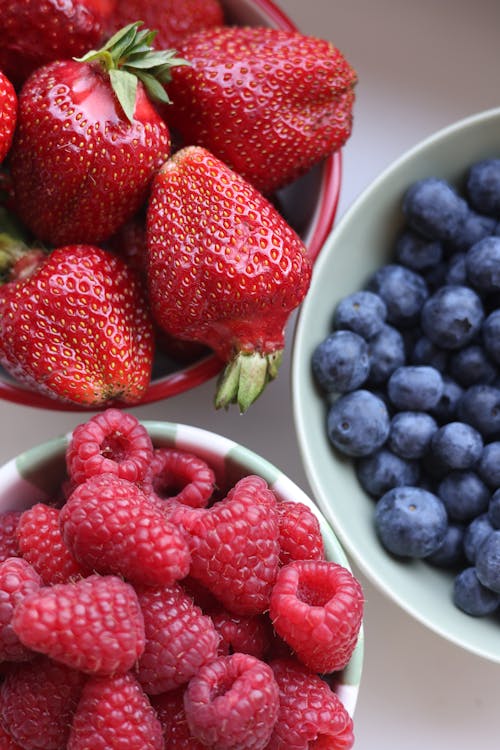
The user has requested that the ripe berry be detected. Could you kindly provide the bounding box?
[184,653,280,750]
[0,557,41,662]
[0,512,21,563]
[66,408,154,486]
[151,688,205,749]
[327,389,390,457]
[12,574,145,675]
[211,611,272,659]
[276,501,325,565]
[269,560,364,674]
[143,447,215,508]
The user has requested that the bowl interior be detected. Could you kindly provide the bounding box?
[0,0,341,411]
[0,420,364,715]
[292,107,500,663]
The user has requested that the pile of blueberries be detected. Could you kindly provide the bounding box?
[312,158,500,618]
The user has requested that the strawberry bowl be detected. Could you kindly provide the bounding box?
[0,0,343,412]
[0,415,364,747]
[292,107,500,663]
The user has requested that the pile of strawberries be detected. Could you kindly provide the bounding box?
[0,0,356,412]
[0,408,364,748]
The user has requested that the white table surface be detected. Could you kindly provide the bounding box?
[0,1,499,747]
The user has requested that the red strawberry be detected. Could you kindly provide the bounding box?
[146,145,312,411]
[0,72,17,164]
[166,26,357,194]
[9,23,186,246]
[0,0,116,89]
[0,243,154,406]
[107,0,224,51]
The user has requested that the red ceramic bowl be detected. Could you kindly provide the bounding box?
[0,0,342,411]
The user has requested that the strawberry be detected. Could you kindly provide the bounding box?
[0,72,17,165]
[145,145,312,411]
[165,26,357,194]
[9,23,187,246]
[107,0,224,51]
[0,0,116,90]
[0,243,154,406]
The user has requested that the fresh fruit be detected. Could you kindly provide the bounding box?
[107,0,224,50]
[67,671,163,750]
[12,574,146,675]
[9,23,183,246]
[312,156,500,618]
[143,447,216,508]
[0,0,116,89]
[0,244,154,406]
[0,511,21,562]
[269,560,364,673]
[184,652,280,750]
[0,72,17,164]
[0,410,362,747]
[166,26,356,194]
[66,408,154,486]
[146,145,312,411]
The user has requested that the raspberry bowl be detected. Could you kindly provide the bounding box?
[0,416,364,747]
[0,0,342,412]
[292,107,500,663]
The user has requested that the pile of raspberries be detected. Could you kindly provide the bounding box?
[0,408,364,749]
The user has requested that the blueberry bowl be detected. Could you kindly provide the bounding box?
[0,418,364,744]
[0,0,342,412]
[292,107,500,662]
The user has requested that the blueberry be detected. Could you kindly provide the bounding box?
[333,290,387,340]
[456,384,500,438]
[430,421,483,471]
[394,228,442,271]
[356,448,420,497]
[444,252,467,286]
[388,411,438,459]
[430,376,464,423]
[437,471,490,522]
[326,389,390,457]
[424,260,448,291]
[374,486,448,558]
[312,331,370,394]
[402,177,469,243]
[478,442,500,489]
[464,513,495,563]
[489,489,500,528]
[465,236,500,294]
[420,285,484,349]
[426,523,466,569]
[483,310,500,364]
[449,210,497,252]
[466,158,500,216]
[448,345,498,387]
[410,336,448,373]
[453,567,500,616]
[475,530,500,593]
[387,365,443,411]
[366,264,428,327]
[367,324,406,385]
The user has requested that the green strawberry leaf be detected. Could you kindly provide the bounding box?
[133,71,170,105]
[109,68,138,123]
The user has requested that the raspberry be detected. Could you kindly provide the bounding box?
[211,611,272,659]
[60,473,191,587]
[276,501,325,566]
[269,560,364,674]
[135,583,220,695]
[151,688,205,749]
[175,475,280,615]
[12,574,145,675]
[266,658,354,750]
[0,656,85,750]
[16,503,86,585]
[0,723,24,749]
[184,653,279,750]
[143,448,215,508]
[67,672,163,750]
[0,557,41,662]
[0,512,21,563]
[66,408,154,486]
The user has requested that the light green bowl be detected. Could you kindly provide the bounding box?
[292,107,500,663]
[0,420,364,716]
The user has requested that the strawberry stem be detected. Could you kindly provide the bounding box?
[74,22,190,123]
[215,350,283,413]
